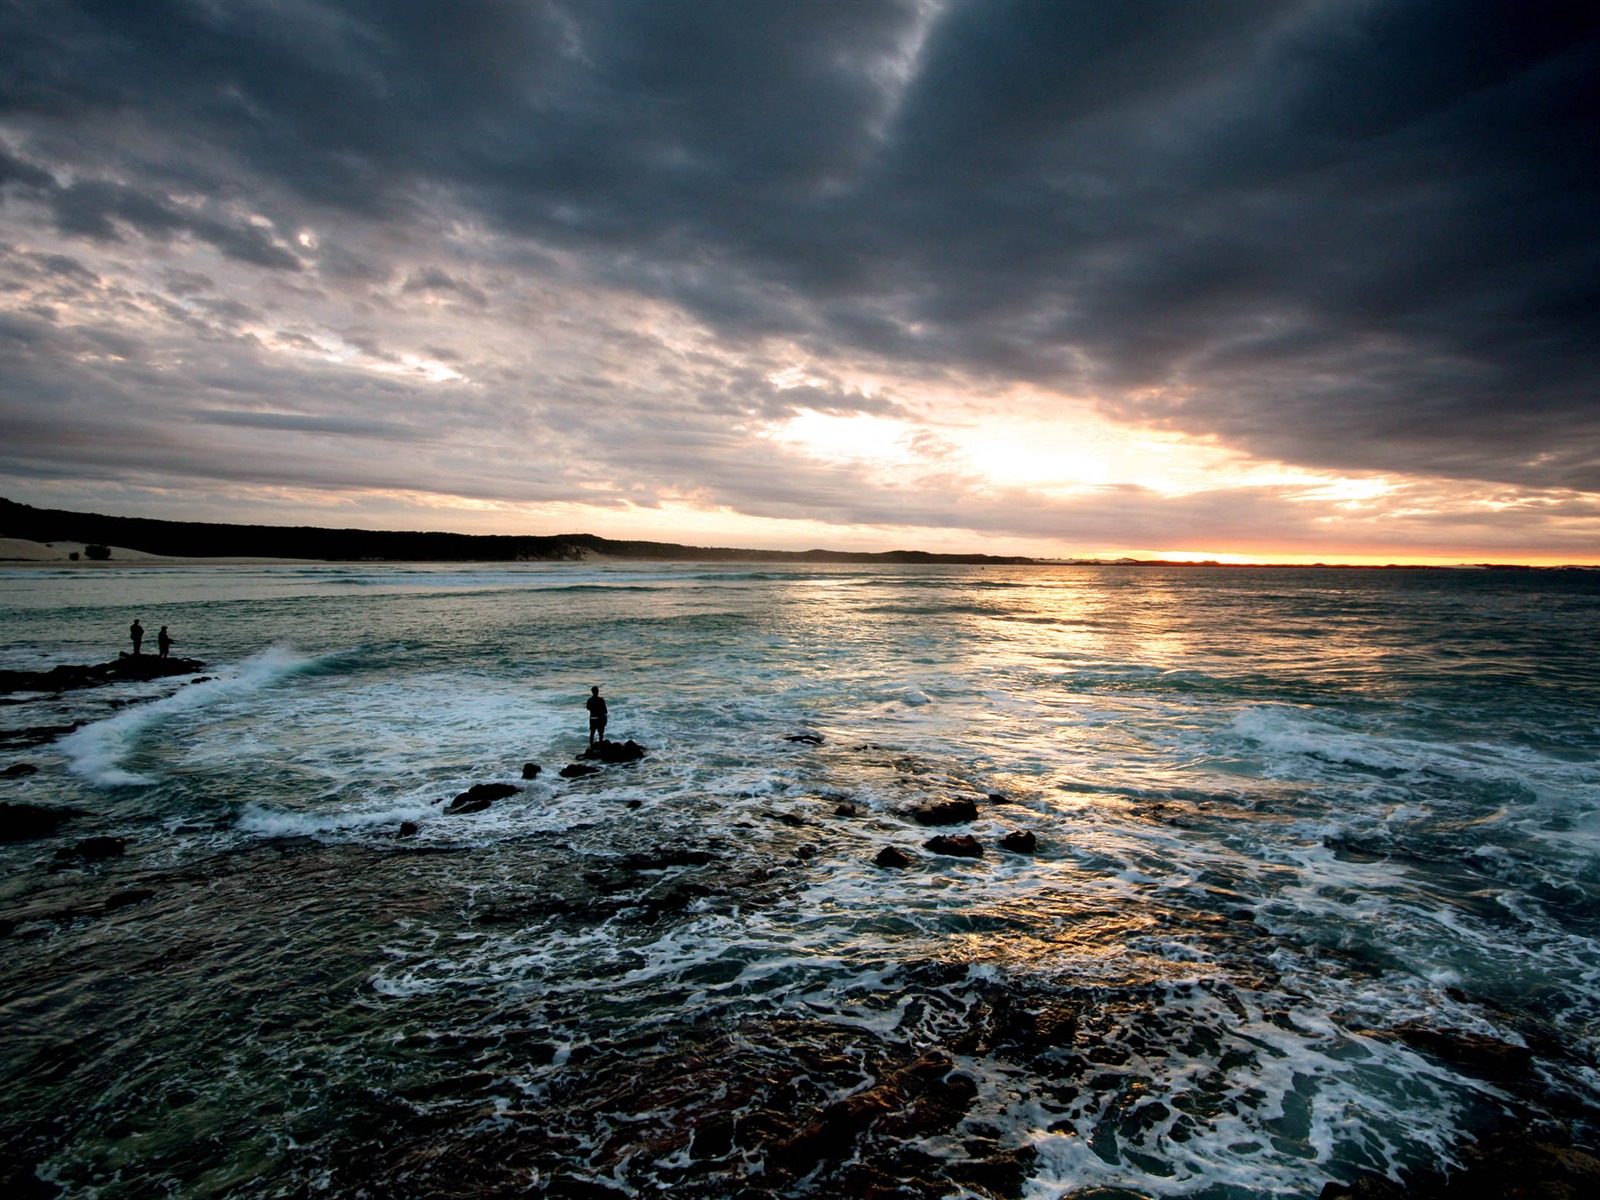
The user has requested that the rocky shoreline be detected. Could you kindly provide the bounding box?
[0,653,208,696]
[4,697,1597,1196]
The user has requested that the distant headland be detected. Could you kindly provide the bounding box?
[2,498,1592,569]
[0,498,1042,566]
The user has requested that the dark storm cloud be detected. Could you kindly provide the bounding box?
[1,0,1598,536]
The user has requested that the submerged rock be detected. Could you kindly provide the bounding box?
[104,888,156,911]
[521,762,542,780]
[0,802,79,841]
[999,829,1038,853]
[2,762,39,778]
[909,798,978,825]
[397,821,419,838]
[875,845,915,868]
[560,762,602,779]
[785,733,824,745]
[1387,1022,1535,1082]
[55,835,126,862]
[925,834,983,858]
[0,724,81,750]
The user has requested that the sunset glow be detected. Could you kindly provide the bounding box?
[1,2,1596,564]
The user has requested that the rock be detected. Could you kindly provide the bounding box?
[925,834,983,858]
[1388,1023,1535,1082]
[579,739,647,764]
[625,799,642,809]
[189,676,214,684]
[875,845,914,868]
[445,782,519,814]
[2,762,39,778]
[104,888,156,911]
[999,829,1038,853]
[0,802,80,841]
[833,802,858,817]
[443,783,517,814]
[55,835,126,862]
[785,733,824,745]
[560,762,602,779]
[0,724,81,750]
[988,792,1011,803]
[397,821,419,838]
[521,762,542,780]
[1320,1125,1600,1200]
[947,1146,1039,1195]
[909,798,979,825]
[0,655,207,695]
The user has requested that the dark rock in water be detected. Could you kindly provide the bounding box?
[2,762,39,778]
[458,782,520,804]
[769,1049,979,1178]
[579,739,647,764]
[55,835,126,862]
[618,848,716,870]
[988,792,1010,803]
[397,821,419,838]
[541,1178,629,1199]
[785,733,824,745]
[624,799,642,809]
[445,782,519,814]
[1320,1124,1600,1200]
[104,888,156,911]
[925,834,983,858]
[560,762,602,779]
[909,798,978,825]
[0,655,207,695]
[875,845,914,868]
[947,1145,1038,1195]
[521,762,542,780]
[189,676,215,684]
[763,810,809,827]
[1387,1022,1535,1082]
[0,724,81,750]
[999,829,1038,853]
[833,802,858,817]
[0,802,79,841]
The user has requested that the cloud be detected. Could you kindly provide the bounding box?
[0,0,1597,556]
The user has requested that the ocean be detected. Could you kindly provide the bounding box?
[2,562,1597,1199]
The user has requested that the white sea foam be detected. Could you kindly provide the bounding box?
[58,645,327,787]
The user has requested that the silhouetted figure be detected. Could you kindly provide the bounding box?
[586,686,609,745]
[157,625,172,658]
[130,619,144,656]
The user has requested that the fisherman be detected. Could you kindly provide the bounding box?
[157,625,172,658]
[130,619,144,655]
[586,686,609,746]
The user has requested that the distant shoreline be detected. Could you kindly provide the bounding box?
[2,498,1594,570]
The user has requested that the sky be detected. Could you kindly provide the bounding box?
[1,0,1597,564]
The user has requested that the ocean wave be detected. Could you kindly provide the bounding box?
[58,645,335,787]
[1228,706,1599,802]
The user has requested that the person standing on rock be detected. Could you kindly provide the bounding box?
[157,625,172,658]
[130,619,144,656]
[586,686,609,746]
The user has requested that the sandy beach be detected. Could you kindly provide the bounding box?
[0,537,317,567]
